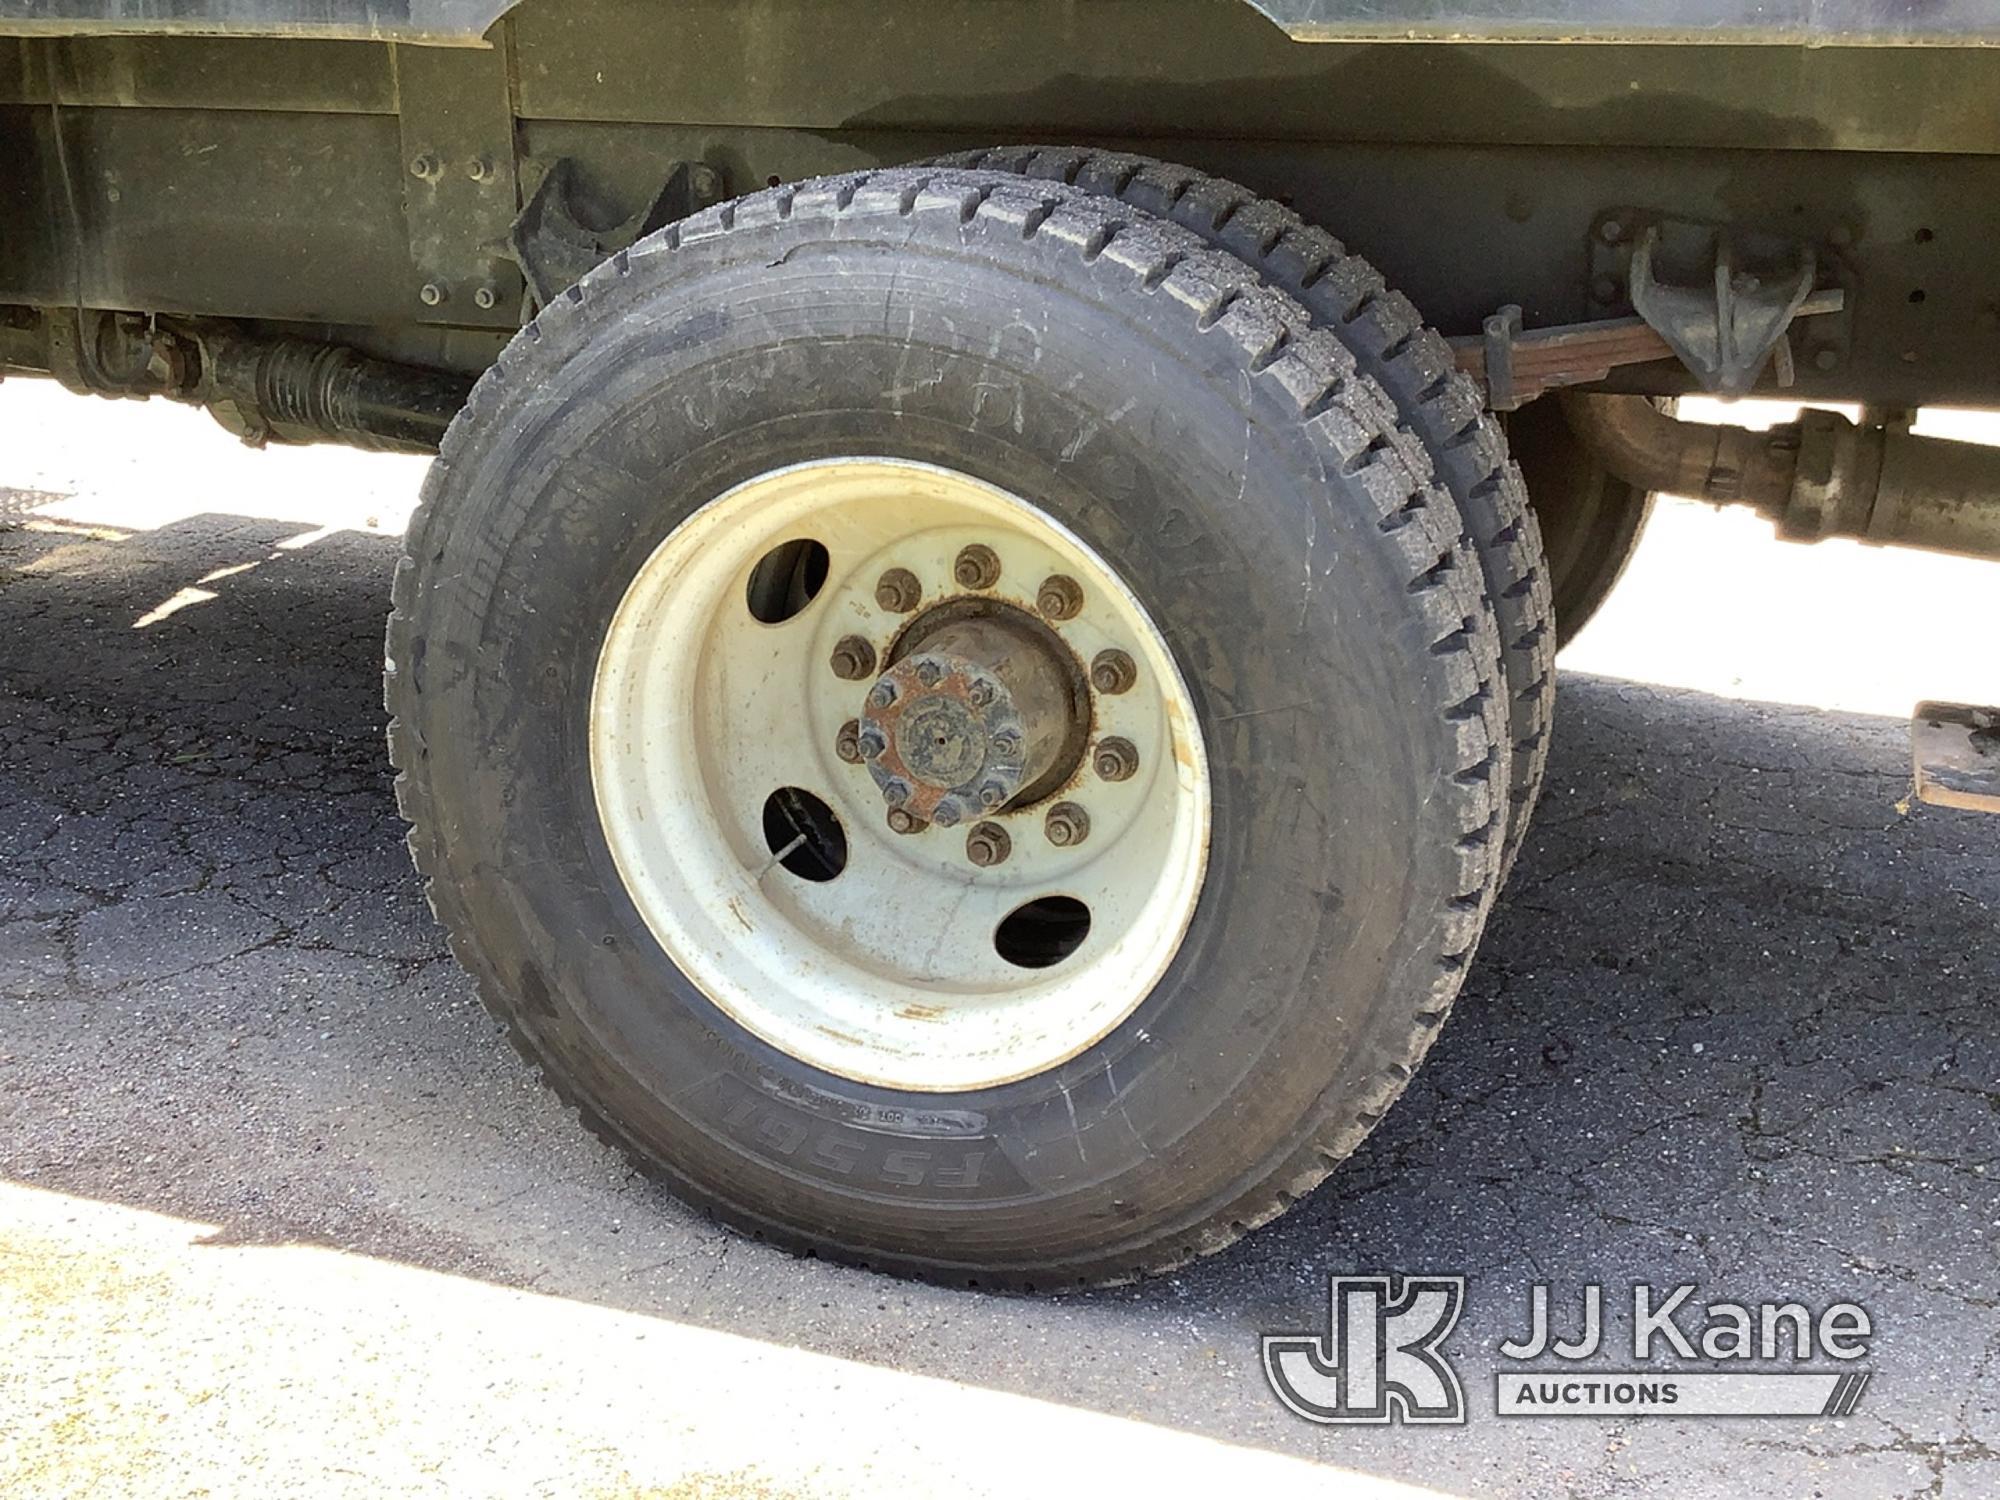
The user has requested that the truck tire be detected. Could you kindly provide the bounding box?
[938,146,1555,883]
[1506,397,1655,646]
[386,169,1505,1286]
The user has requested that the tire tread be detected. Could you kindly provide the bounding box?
[939,145,1556,883]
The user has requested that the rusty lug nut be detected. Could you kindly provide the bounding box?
[881,777,911,807]
[834,719,863,764]
[931,798,964,829]
[418,282,447,307]
[830,634,877,681]
[977,780,1007,809]
[967,679,995,707]
[1090,648,1137,695]
[858,727,887,759]
[867,680,897,710]
[965,822,1012,868]
[874,567,921,613]
[915,659,942,688]
[1093,736,1139,782]
[1036,574,1084,620]
[991,730,1020,757]
[1045,802,1091,848]
[953,543,1001,590]
[887,807,925,835]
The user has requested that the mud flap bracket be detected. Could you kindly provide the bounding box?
[1913,702,2000,814]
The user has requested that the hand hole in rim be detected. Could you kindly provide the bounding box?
[994,895,1092,968]
[762,787,847,881]
[744,537,830,623]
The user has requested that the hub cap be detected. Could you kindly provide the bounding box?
[589,459,1210,1092]
[862,611,1083,827]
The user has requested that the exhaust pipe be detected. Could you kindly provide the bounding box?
[1560,394,2000,562]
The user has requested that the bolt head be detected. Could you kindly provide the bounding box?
[473,283,499,311]
[1599,218,1625,245]
[867,680,897,710]
[467,155,493,182]
[991,730,1020,757]
[1813,347,1842,372]
[1036,574,1083,620]
[881,778,911,807]
[831,635,877,681]
[1094,736,1139,782]
[915,659,942,688]
[1090,648,1137,695]
[1045,802,1090,848]
[418,282,446,307]
[978,781,1006,809]
[965,822,1011,868]
[835,720,863,764]
[887,808,922,835]
[410,152,440,179]
[931,799,962,828]
[953,543,1001,590]
[874,567,920,613]
[858,728,887,759]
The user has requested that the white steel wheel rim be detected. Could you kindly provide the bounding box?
[589,458,1210,1092]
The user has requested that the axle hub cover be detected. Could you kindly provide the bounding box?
[858,611,1079,828]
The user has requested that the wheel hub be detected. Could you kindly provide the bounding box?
[860,611,1080,828]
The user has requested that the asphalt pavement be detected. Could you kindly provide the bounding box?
[1,386,1995,1498]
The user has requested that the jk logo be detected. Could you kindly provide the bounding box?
[1262,1275,1467,1425]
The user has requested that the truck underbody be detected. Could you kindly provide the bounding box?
[3,1,2000,400]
